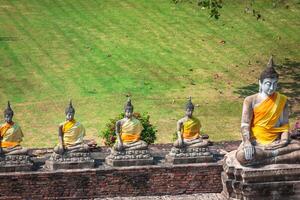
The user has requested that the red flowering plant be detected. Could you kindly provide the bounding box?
[100,112,157,146]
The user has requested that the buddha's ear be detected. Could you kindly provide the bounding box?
[258,80,262,93]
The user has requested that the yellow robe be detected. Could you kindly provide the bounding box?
[0,122,24,148]
[121,118,143,143]
[182,117,201,140]
[60,119,85,146]
[251,92,289,145]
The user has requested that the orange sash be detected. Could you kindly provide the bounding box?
[251,92,289,145]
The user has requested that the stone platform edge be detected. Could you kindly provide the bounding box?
[0,162,223,199]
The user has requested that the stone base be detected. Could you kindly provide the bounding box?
[166,147,214,164]
[105,149,154,167]
[45,152,95,170]
[221,150,300,200]
[0,155,33,172]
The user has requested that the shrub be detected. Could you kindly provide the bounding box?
[100,112,157,146]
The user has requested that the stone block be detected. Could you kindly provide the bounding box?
[221,150,300,200]
[0,155,33,172]
[45,152,95,170]
[105,149,154,167]
[166,147,215,164]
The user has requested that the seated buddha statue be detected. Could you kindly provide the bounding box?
[53,101,89,154]
[0,102,28,155]
[173,97,209,148]
[113,98,148,151]
[236,56,300,166]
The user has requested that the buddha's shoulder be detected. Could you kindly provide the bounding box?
[177,117,186,124]
[13,123,21,129]
[118,118,127,124]
[277,92,287,99]
[192,117,201,123]
[244,94,259,103]
[0,123,20,129]
[131,117,141,123]
[75,121,83,127]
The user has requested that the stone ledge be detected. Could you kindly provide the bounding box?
[0,155,33,172]
[0,162,223,199]
[222,150,300,200]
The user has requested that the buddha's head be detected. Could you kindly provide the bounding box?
[124,98,134,119]
[65,100,75,121]
[4,101,13,124]
[259,56,279,96]
[185,97,194,118]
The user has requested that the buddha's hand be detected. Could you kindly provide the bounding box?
[59,144,65,154]
[265,139,288,150]
[116,142,123,151]
[243,141,254,161]
[178,138,184,147]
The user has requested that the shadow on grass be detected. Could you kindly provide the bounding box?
[234,83,258,98]
[278,59,300,117]
[0,36,18,42]
[234,59,300,117]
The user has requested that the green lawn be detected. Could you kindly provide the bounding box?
[0,0,299,147]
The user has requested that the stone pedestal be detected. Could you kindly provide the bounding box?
[221,150,300,200]
[165,147,214,164]
[0,155,33,172]
[105,149,153,167]
[45,152,95,170]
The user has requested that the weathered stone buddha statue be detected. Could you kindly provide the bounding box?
[235,56,300,166]
[105,98,153,166]
[173,97,209,148]
[221,58,300,199]
[166,97,214,164]
[113,98,148,151]
[46,101,94,170]
[0,102,32,172]
[0,102,28,155]
[53,101,89,154]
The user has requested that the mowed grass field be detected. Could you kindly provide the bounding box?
[0,0,299,148]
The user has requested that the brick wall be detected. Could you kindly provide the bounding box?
[0,163,223,199]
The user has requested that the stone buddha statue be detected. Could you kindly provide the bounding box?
[173,97,209,148]
[113,98,148,151]
[106,98,153,166]
[0,101,28,155]
[236,56,300,166]
[53,101,89,154]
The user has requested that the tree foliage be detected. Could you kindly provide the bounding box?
[172,0,223,19]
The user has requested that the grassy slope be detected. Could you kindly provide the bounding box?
[0,0,299,147]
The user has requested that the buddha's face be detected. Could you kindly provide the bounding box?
[4,113,13,124]
[66,111,75,121]
[260,78,278,96]
[125,108,133,118]
[185,108,193,118]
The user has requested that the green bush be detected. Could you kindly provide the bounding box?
[100,112,157,146]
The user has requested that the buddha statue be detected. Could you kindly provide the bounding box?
[173,97,209,148]
[0,102,28,155]
[53,100,89,154]
[236,56,300,166]
[113,98,148,151]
